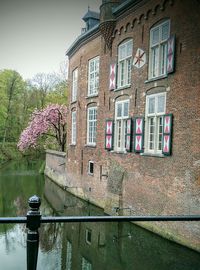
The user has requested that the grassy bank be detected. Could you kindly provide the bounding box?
[0,142,44,167]
[0,143,22,165]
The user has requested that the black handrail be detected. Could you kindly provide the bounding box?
[40,215,200,222]
[1,215,200,224]
[0,217,26,223]
[0,195,199,270]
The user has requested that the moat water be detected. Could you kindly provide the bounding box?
[0,160,199,270]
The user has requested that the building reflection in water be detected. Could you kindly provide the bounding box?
[44,176,200,270]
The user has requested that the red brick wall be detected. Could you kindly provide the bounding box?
[66,0,200,251]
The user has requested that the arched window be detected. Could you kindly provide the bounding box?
[117,39,133,88]
[72,68,78,102]
[145,92,166,153]
[88,56,99,96]
[71,110,76,145]
[149,20,170,78]
[87,105,97,146]
[114,98,130,152]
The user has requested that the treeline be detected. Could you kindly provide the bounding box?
[0,69,68,162]
[0,69,68,143]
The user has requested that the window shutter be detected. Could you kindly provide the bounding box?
[167,35,175,74]
[162,114,173,155]
[105,119,114,150]
[125,118,132,152]
[133,117,144,153]
[109,63,116,90]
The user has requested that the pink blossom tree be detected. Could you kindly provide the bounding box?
[17,104,68,152]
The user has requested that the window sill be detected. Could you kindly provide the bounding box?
[110,150,128,155]
[140,152,165,158]
[145,75,168,83]
[114,84,131,92]
[69,144,76,147]
[85,144,96,148]
[86,94,98,99]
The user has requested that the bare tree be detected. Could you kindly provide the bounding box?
[58,59,69,82]
[30,72,60,108]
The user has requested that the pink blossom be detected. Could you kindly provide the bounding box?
[17,104,68,151]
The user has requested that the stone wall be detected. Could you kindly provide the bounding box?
[45,150,67,187]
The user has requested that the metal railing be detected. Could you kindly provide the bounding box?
[0,195,200,270]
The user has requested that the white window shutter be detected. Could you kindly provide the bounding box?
[109,63,116,90]
[125,118,132,152]
[133,117,144,153]
[105,119,114,150]
[167,35,176,74]
[162,114,173,155]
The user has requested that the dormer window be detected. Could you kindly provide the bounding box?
[82,9,100,31]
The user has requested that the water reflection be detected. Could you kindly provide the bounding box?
[0,161,200,270]
[44,177,200,270]
[0,160,61,269]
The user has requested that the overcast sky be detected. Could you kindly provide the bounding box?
[0,0,102,80]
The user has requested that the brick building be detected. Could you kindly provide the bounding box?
[65,0,200,251]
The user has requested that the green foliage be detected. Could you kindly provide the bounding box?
[45,80,68,105]
[0,68,68,157]
[0,142,44,167]
[0,143,23,165]
[39,160,46,174]
[0,69,26,143]
[20,74,68,152]
[28,72,68,109]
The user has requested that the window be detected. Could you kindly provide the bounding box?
[114,100,129,152]
[71,111,76,144]
[82,257,92,270]
[87,107,97,146]
[118,40,133,88]
[86,228,92,244]
[145,93,166,154]
[72,68,78,102]
[88,56,99,96]
[66,240,72,270]
[149,20,170,78]
[88,161,94,175]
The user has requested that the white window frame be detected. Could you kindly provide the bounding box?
[145,92,166,154]
[71,111,76,145]
[81,257,92,270]
[114,99,129,152]
[72,68,78,102]
[66,240,72,270]
[149,20,170,79]
[117,39,133,88]
[87,107,97,146]
[85,228,92,244]
[88,161,94,175]
[88,56,99,96]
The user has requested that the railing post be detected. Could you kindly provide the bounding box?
[26,195,41,270]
